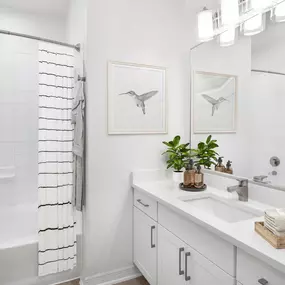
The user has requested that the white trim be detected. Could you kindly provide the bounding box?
[83,265,141,285]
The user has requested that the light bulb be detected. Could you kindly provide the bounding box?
[221,0,240,25]
[273,1,285,22]
[219,28,236,47]
[243,14,266,36]
[198,8,214,42]
[251,0,272,10]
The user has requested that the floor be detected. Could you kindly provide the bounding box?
[119,276,149,285]
[61,276,148,285]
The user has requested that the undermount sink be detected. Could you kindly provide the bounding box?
[179,196,262,223]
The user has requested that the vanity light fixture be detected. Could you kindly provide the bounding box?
[198,7,214,42]
[251,0,273,10]
[273,1,285,22]
[242,13,266,36]
[221,0,240,25]
[219,28,237,47]
[197,0,285,45]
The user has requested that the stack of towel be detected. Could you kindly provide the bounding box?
[265,209,285,237]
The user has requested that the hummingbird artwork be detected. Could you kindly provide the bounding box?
[119,90,159,115]
[201,94,229,116]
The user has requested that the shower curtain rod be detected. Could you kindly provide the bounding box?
[0,29,80,52]
[252,69,285,77]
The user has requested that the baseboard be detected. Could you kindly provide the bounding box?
[83,265,141,285]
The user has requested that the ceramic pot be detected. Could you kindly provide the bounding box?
[172,171,183,184]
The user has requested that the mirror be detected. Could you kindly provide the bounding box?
[190,18,285,190]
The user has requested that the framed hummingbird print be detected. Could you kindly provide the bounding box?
[192,71,237,134]
[108,61,167,134]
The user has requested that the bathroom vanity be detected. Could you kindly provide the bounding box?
[132,170,285,285]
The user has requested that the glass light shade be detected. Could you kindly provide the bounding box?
[243,14,266,36]
[219,28,236,47]
[221,0,240,25]
[273,1,285,22]
[251,0,273,10]
[198,8,214,42]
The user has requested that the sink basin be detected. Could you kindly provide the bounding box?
[180,196,261,223]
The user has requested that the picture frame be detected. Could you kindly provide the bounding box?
[108,61,167,135]
[192,71,237,134]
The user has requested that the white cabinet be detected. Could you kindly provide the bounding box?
[237,249,285,285]
[158,204,235,276]
[133,207,157,285]
[158,225,235,285]
[134,191,158,220]
[185,243,235,285]
[158,225,186,285]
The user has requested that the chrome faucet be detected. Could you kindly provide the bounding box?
[253,175,269,184]
[227,179,248,202]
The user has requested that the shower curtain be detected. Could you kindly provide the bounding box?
[38,43,77,276]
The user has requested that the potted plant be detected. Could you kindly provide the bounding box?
[162,136,190,183]
[191,135,219,169]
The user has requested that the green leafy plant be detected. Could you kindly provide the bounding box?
[162,136,190,172]
[191,135,219,169]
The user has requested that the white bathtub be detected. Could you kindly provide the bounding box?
[0,203,38,249]
[0,204,82,285]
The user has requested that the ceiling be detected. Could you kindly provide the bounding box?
[0,0,70,17]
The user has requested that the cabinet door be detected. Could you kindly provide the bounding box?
[184,245,235,285]
[134,207,157,285]
[158,225,187,285]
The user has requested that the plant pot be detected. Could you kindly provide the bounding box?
[172,171,184,184]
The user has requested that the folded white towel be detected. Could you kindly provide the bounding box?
[265,217,285,231]
[265,209,285,231]
[265,222,285,237]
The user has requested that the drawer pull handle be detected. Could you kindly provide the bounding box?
[258,278,269,285]
[137,199,149,207]
[179,248,185,275]
[185,252,191,281]
[151,226,155,248]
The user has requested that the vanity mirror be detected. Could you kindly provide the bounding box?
[190,18,285,190]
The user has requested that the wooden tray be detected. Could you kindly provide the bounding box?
[255,222,285,249]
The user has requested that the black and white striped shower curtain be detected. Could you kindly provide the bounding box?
[38,43,76,276]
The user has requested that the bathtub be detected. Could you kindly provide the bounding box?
[0,204,38,249]
[0,204,82,285]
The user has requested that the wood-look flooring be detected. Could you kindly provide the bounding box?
[60,276,148,285]
[119,276,149,285]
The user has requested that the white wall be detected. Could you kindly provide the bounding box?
[191,38,252,177]
[83,0,208,279]
[0,7,67,41]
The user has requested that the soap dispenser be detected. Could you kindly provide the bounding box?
[224,160,233,175]
[195,164,204,188]
[184,159,195,187]
[215,157,225,173]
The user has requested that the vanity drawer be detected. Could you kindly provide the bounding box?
[134,190,157,221]
[237,249,285,285]
[158,204,235,276]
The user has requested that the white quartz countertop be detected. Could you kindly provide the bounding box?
[132,173,285,274]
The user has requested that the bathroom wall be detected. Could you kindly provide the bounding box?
[191,37,252,177]
[83,0,219,281]
[0,6,67,42]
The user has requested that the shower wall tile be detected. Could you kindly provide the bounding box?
[15,53,38,91]
[0,34,39,207]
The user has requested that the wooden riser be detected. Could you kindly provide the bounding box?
[255,222,285,249]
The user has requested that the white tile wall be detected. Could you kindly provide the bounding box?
[0,36,39,206]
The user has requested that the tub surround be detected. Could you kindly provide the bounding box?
[132,169,285,285]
